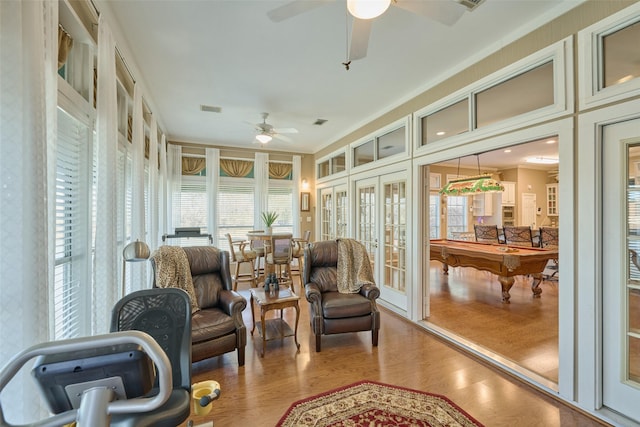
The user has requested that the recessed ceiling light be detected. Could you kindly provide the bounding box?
[526,156,558,164]
[504,149,512,153]
[436,131,446,136]
[546,139,556,144]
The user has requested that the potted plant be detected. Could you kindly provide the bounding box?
[261,211,279,233]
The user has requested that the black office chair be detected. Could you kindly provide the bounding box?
[110,288,192,427]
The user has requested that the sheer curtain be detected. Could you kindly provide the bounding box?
[167,143,182,233]
[131,84,146,243]
[292,155,301,237]
[0,0,57,420]
[148,116,159,250]
[130,84,147,291]
[159,134,168,240]
[254,152,269,228]
[93,14,119,333]
[206,147,220,245]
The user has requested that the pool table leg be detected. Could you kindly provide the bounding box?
[497,276,514,303]
[530,273,543,298]
[441,262,449,275]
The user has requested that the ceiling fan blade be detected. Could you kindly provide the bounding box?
[273,133,293,143]
[349,18,372,61]
[267,0,335,22]
[272,127,299,134]
[394,0,465,26]
[244,122,266,133]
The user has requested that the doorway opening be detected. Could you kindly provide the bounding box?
[424,137,559,387]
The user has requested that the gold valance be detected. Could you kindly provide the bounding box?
[58,25,73,70]
[220,159,253,177]
[269,162,292,179]
[182,157,206,175]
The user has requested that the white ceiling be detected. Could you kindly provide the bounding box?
[99,0,584,154]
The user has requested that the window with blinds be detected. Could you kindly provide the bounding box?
[54,108,91,340]
[446,196,468,239]
[179,177,206,228]
[218,182,255,252]
[268,186,293,234]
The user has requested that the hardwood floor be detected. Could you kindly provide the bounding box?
[428,261,559,383]
[182,276,607,427]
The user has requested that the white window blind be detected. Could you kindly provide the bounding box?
[429,194,441,239]
[179,177,207,228]
[268,186,293,234]
[446,196,468,239]
[218,181,255,252]
[54,108,90,340]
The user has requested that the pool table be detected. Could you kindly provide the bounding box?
[429,239,558,303]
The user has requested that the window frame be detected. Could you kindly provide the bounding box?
[414,37,573,155]
[578,2,640,110]
[350,115,411,174]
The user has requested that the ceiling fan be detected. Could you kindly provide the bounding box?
[247,113,298,144]
[267,0,480,63]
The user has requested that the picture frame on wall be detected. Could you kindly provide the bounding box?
[301,192,310,212]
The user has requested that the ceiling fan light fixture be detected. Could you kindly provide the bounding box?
[256,133,272,144]
[347,0,391,20]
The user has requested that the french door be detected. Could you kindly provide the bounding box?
[319,183,348,241]
[356,173,408,311]
[603,118,640,421]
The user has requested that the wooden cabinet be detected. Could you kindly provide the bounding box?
[472,193,493,216]
[501,181,516,206]
[546,183,558,216]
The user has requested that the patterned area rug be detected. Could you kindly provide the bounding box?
[276,380,484,427]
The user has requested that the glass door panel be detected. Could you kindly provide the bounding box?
[382,179,407,309]
[320,188,333,241]
[356,179,377,270]
[335,187,348,239]
[603,118,640,421]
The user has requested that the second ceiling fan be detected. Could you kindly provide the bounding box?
[248,113,298,144]
[267,0,478,63]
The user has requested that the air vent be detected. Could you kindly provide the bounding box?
[456,0,484,11]
[314,119,328,126]
[200,105,222,113]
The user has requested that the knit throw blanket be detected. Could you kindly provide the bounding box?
[150,246,200,313]
[337,238,375,294]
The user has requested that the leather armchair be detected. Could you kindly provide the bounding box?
[302,240,380,352]
[152,246,247,366]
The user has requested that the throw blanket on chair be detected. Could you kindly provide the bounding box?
[150,246,200,313]
[337,238,375,294]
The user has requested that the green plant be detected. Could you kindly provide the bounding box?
[261,211,279,227]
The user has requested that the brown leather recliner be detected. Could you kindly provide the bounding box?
[151,246,247,366]
[303,240,380,352]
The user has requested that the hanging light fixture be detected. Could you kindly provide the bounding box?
[439,155,505,196]
[256,133,272,144]
[347,0,391,19]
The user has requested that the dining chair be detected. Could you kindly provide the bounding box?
[226,233,257,290]
[290,230,311,284]
[474,224,500,244]
[247,230,266,280]
[503,225,534,247]
[539,227,559,279]
[265,233,293,290]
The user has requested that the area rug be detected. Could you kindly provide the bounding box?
[276,380,484,427]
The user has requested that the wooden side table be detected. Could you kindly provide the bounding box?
[249,286,300,357]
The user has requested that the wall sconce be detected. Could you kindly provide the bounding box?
[301,179,309,190]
